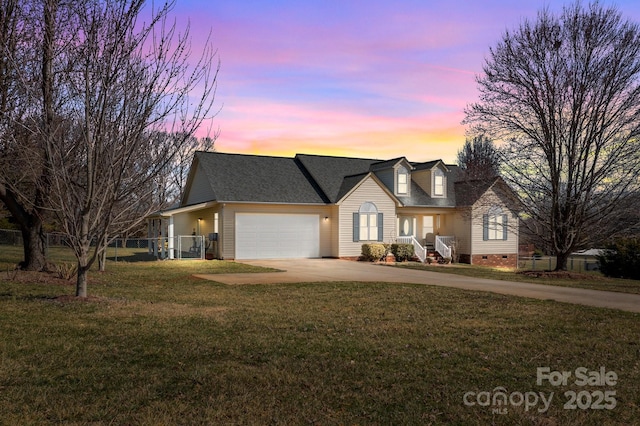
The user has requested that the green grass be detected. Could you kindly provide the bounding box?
[0,247,639,424]
[395,261,640,294]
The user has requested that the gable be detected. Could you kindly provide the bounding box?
[411,161,454,197]
[182,158,216,205]
[456,177,520,213]
[336,172,399,206]
[295,154,379,203]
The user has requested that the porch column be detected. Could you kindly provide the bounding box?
[152,219,158,258]
[147,220,152,254]
[168,216,175,259]
[160,218,166,259]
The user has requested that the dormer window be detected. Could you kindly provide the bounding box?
[434,169,445,197]
[397,166,409,195]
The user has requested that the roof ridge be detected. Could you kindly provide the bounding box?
[296,153,382,161]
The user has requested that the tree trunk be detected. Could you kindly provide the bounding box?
[0,184,48,271]
[20,221,47,271]
[98,244,107,272]
[75,241,90,297]
[555,251,569,271]
[76,263,88,298]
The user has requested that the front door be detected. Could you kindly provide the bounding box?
[399,216,414,237]
[422,216,434,243]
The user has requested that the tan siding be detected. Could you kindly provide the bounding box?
[470,188,519,255]
[183,165,215,205]
[452,210,472,254]
[338,176,397,257]
[219,203,332,260]
[329,205,340,256]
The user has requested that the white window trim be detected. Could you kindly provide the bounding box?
[397,167,408,195]
[433,171,445,197]
[358,202,379,241]
[484,206,508,241]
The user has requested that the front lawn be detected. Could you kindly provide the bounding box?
[0,249,638,424]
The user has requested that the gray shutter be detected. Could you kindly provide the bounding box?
[353,212,359,242]
[502,214,508,240]
[377,213,383,242]
[483,214,489,241]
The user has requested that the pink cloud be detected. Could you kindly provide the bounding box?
[178,0,640,164]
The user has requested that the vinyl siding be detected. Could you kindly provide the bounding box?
[452,209,472,254]
[469,188,518,255]
[183,164,215,205]
[338,176,396,257]
[220,203,332,260]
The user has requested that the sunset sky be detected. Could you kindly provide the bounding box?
[174,0,640,163]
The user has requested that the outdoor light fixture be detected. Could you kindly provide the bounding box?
[324,216,329,221]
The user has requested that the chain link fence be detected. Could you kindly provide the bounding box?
[518,256,600,272]
[0,229,205,261]
[104,236,205,261]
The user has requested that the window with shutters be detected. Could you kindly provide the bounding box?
[483,206,508,241]
[353,202,383,242]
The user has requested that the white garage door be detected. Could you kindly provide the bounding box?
[235,213,320,259]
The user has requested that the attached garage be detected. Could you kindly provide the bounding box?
[235,213,320,259]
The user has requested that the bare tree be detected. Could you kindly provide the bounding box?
[151,132,217,207]
[0,0,51,271]
[456,134,500,181]
[465,1,640,270]
[95,131,216,272]
[33,0,218,296]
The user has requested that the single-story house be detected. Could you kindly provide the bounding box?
[147,151,520,267]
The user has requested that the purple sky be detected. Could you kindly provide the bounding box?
[174,0,640,162]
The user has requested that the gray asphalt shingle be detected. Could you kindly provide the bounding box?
[193,151,467,207]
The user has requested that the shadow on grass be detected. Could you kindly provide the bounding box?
[107,252,158,263]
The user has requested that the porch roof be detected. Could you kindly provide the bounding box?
[147,201,217,218]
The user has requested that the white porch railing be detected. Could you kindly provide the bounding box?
[396,236,426,262]
[435,235,455,259]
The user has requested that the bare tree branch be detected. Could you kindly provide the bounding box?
[465,1,640,270]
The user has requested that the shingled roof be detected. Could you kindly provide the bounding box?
[454,176,521,210]
[294,154,380,203]
[189,151,467,207]
[193,152,326,204]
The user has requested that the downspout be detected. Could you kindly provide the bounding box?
[168,216,175,259]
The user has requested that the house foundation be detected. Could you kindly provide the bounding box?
[470,254,517,268]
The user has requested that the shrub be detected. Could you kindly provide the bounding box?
[597,238,640,280]
[55,262,78,281]
[390,243,415,262]
[361,244,387,262]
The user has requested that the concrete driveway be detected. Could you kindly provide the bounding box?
[194,259,640,313]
